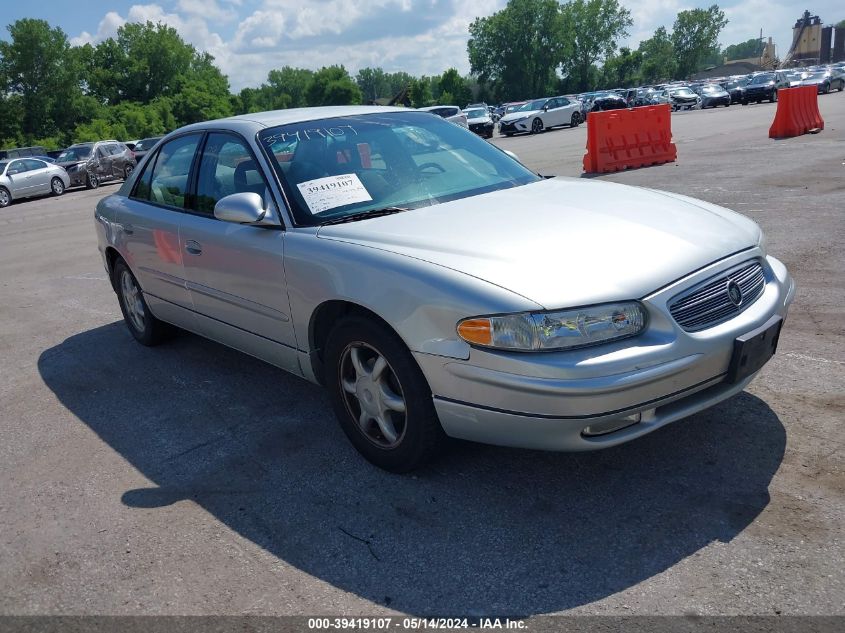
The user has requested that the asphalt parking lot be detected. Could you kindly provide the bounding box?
[1,96,843,619]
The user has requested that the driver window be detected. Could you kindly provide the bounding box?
[194,133,269,215]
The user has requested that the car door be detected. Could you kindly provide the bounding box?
[178,131,299,374]
[94,145,112,180]
[23,159,51,194]
[117,133,201,329]
[557,97,575,124]
[5,160,34,198]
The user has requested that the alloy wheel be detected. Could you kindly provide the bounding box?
[531,118,543,134]
[0,189,9,207]
[338,342,407,449]
[120,269,146,333]
[51,179,64,195]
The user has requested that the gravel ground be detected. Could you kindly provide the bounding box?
[0,95,842,619]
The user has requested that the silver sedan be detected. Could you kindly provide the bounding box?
[0,157,70,208]
[94,106,795,471]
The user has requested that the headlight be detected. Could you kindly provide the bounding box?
[457,302,646,351]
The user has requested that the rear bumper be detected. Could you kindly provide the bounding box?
[415,253,795,451]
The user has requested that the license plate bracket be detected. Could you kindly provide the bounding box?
[728,315,783,384]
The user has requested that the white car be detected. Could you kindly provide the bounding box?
[417,105,468,128]
[0,157,70,208]
[498,96,582,136]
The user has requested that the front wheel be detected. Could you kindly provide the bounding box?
[113,259,172,346]
[51,177,65,197]
[770,91,777,103]
[324,316,444,472]
[530,118,543,134]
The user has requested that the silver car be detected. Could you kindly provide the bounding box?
[0,157,70,208]
[95,106,795,472]
[416,105,468,128]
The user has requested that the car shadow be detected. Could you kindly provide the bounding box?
[38,322,786,617]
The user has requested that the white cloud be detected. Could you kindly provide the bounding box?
[70,11,126,46]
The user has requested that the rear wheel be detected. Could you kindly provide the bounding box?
[531,118,544,134]
[124,164,134,180]
[86,172,99,189]
[770,91,777,103]
[324,316,444,472]
[570,112,581,127]
[113,259,172,346]
[0,187,10,208]
[50,177,65,197]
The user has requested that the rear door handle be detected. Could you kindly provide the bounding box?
[185,240,202,255]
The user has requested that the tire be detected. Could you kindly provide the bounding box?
[124,164,134,180]
[0,187,10,208]
[823,83,830,95]
[570,112,581,128]
[86,172,100,189]
[770,91,777,103]
[530,118,543,134]
[50,177,65,197]
[112,259,172,346]
[324,315,444,472]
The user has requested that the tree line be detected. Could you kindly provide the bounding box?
[0,0,778,150]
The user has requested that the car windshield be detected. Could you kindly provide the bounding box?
[672,88,696,97]
[58,146,92,161]
[259,111,540,226]
[505,104,524,113]
[465,109,487,119]
[702,85,721,93]
[750,74,774,84]
[807,72,827,80]
[518,99,547,112]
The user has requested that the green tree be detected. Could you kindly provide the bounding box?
[724,38,765,61]
[0,19,81,142]
[601,47,642,87]
[561,0,632,92]
[409,78,433,108]
[672,4,728,78]
[305,66,361,106]
[356,67,389,103]
[637,26,677,84]
[468,0,571,101]
[438,68,472,106]
[267,66,313,108]
[383,71,415,99]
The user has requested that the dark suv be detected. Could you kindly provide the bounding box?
[56,140,137,189]
[0,146,48,160]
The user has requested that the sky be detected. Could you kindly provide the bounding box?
[1,1,842,91]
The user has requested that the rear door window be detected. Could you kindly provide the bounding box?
[133,134,201,209]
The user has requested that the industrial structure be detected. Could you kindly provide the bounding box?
[783,10,845,66]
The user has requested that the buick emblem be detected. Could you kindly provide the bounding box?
[727,280,743,306]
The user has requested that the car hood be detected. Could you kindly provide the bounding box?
[801,77,825,85]
[746,82,773,90]
[317,178,761,308]
[500,110,539,123]
[57,160,87,168]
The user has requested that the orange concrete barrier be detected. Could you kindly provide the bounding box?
[582,104,677,174]
[769,86,824,139]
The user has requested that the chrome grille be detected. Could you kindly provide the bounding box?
[669,260,766,331]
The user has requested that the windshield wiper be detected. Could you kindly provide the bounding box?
[320,207,409,226]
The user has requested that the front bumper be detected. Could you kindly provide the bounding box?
[469,122,494,136]
[415,252,795,451]
[499,119,530,134]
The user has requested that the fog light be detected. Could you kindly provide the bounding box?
[582,413,641,437]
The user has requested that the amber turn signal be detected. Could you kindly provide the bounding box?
[457,318,493,345]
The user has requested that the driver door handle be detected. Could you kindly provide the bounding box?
[185,240,203,255]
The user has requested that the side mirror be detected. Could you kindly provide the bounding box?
[543,105,549,111]
[214,192,267,224]
[503,149,522,163]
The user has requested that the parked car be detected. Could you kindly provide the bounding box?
[417,105,468,128]
[95,106,794,471]
[56,140,137,189]
[498,96,582,136]
[742,73,778,104]
[588,92,628,113]
[774,70,803,89]
[464,107,495,139]
[801,69,845,94]
[0,146,48,161]
[0,157,70,207]
[697,84,731,108]
[132,136,164,163]
[667,87,700,110]
[721,79,746,104]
